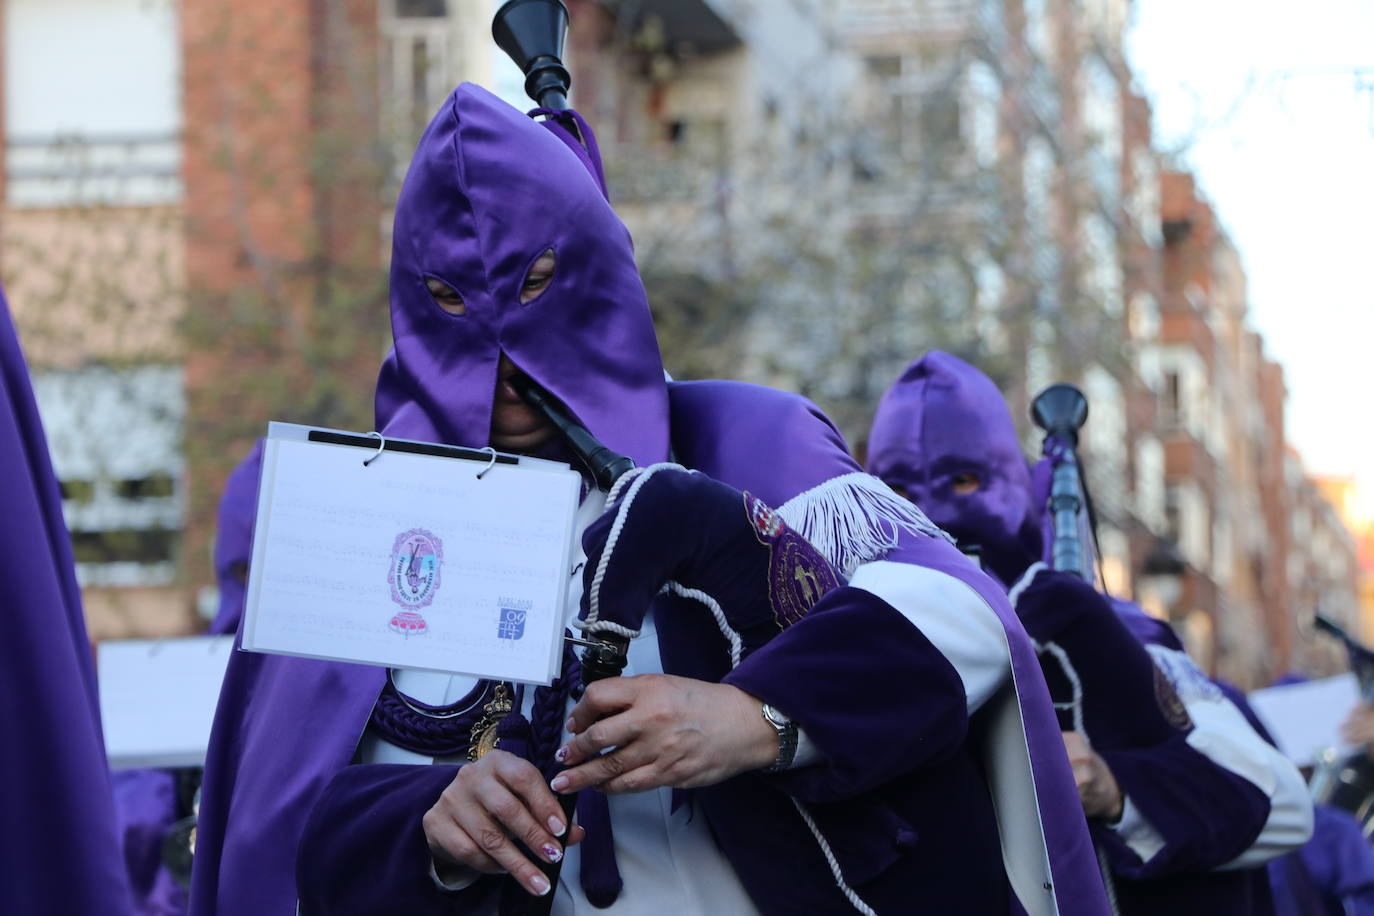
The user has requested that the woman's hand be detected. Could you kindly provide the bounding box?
[423,750,586,897]
[552,674,779,795]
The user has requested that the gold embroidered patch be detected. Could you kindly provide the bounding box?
[1154,666,1192,731]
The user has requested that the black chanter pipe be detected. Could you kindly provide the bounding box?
[1030,384,1122,909]
[1031,384,1091,580]
[493,4,629,910]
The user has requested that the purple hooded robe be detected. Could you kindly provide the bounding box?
[1211,677,1374,916]
[112,440,264,916]
[191,86,1106,915]
[0,289,136,913]
[867,351,1287,914]
[209,440,265,636]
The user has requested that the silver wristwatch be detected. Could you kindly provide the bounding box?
[761,702,798,773]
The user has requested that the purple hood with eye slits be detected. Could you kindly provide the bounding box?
[374,83,669,466]
[867,351,1042,585]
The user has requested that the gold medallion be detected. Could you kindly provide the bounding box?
[467,683,513,761]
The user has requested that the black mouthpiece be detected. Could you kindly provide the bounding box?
[507,374,635,492]
[1032,383,1090,447]
[492,0,572,109]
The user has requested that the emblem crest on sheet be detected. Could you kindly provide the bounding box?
[388,528,444,636]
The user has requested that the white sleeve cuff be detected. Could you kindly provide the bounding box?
[1145,646,1314,869]
[429,856,482,892]
[791,726,822,768]
[1108,794,1167,864]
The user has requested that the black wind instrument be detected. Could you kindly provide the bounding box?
[1031,384,1122,911]
[493,3,632,910]
[1031,384,1091,580]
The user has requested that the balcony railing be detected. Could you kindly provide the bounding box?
[6,132,182,208]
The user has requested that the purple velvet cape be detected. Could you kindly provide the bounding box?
[0,289,136,912]
[867,351,1280,913]
[192,88,1103,913]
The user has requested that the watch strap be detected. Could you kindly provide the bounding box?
[761,702,798,773]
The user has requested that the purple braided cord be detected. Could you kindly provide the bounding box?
[530,634,582,779]
[368,677,494,758]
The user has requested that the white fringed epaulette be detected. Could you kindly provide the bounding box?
[776,472,954,578]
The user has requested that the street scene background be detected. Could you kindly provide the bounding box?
[5,0,1372,689]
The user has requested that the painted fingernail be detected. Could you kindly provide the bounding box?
[555,745,569,762]
[531,875,551,896]
[542,843,563,863]
[548,816,567,836]
[550,775,570,793]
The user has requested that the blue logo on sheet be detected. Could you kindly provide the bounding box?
[497,598,531,641]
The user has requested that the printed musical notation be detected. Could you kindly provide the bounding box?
[241,426,580,685]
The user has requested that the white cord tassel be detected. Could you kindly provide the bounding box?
[777,472,952,577]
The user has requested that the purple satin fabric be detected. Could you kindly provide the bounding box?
[112,769,188,915]
[0,290,135,912]
[112,440,262,915]
[867,351,1042,584]
[209,440,263,635]
[194,86,665,914]
[375,83,668,467]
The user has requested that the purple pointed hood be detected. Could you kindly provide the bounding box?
[867,351,1041,585]
[376,83,669,467]
[209,440,264,635]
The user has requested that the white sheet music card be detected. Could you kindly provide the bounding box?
[99,635,236,769]
[241,423,582,685]
[1248,673,1361,767]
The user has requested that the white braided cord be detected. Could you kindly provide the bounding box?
[790,799,879,916]
[1033,638,1121,916]
[1033,640,1085,735]
[662,581,742,668]
[582,462,685,635]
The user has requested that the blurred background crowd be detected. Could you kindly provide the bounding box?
[4,0,1371,691]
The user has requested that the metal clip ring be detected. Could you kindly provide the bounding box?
[362,431,386,467]
[475,446,498,480]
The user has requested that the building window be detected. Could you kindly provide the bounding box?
[866,55,902,79]
[380,0,455,186]
[396,0,447,16]
[1163,370,1181,425]
[5,0,182,207]
[32,364,185,588]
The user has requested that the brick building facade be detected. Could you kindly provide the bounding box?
[0,0,1359,686]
